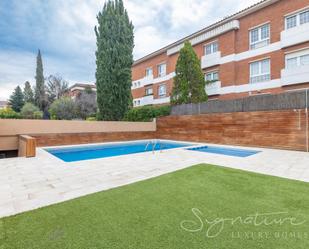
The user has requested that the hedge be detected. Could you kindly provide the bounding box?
[124,105,171,122]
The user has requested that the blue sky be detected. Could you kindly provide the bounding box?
[0,0,260,100]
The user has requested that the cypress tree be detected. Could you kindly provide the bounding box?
[9,86,24,112]
[95,0,134,121]
[171,42,208,105]
[23,81,34,104]
[34,50,46,110]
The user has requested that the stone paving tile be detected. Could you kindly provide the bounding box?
[0,140,309,218]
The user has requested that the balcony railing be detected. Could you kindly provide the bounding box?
[132,75,154,89]
[133,95,170,106]
[281,65,309,86]
[205,81,221,96]
[201,51,221,69]
[281,23,309,48]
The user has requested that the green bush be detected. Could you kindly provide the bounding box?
[33,111,43,119]
[0,108,21,119]
[86,117,97,121]
[20,103,42,119]
[49,97,77,120]
[124,105,171,122]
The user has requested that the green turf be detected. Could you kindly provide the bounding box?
[1,164,309,249]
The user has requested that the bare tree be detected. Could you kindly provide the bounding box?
[46,75,69,103]
[75,87,97,119]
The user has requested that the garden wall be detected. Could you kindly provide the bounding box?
[157,109,309,152]
[33,132,155,147]
[1,109,309,156]
[0,119,156,151]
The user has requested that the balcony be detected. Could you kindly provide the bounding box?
[133,95,170,106]
[205,81,221,96]
[281,23,309,48]
[153,96,170,105]
[132,75,154,89]
[281,65,309,86]
[201,51,221,69]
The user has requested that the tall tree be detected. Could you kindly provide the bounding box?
[9,86,24,112]
[46,74,69,103]
[95,0,134,121]
[171,42,208,105]
[23,81,34,104]
[34,49,46,110]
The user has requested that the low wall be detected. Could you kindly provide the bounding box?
[1,109,308,155]
[0,119,156,151]
[33,131,156,147]
[157,109,309,151]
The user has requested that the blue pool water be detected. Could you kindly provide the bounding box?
[187,146,260,157]
[46,140,193,162]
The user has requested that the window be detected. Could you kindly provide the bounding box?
[300,10,309,24]
[250,59,271,83]
[205,71,219,82]
[145,68,153,77]
[158,84,167,97]
[286,9,309,29]
[249,23,270,49]
[300,54,309,65]
[145,86,153,96]
[133,100,141,107]
[286,15,297,29]
[157,63,166,77]
[204,41,218,55]
[286,57,298,69]
[133,82,140,88]
[285,50,309,69]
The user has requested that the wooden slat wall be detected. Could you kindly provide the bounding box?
[33,131,156,147]
[157,109,309,151]
[28,110,309,152]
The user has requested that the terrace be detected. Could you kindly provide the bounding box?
[1,140,309,219]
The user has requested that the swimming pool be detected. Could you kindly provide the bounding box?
[45,140,193,162]
[187,145,260,157]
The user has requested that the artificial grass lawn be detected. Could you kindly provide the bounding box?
[1,165,309,249]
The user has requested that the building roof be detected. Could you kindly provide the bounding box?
[133,0,280,65]
[69,83,96,91]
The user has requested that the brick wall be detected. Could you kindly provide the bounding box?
[156,110,309,151]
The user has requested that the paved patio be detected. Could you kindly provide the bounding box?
[0,140,309,218]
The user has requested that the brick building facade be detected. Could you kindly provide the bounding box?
[131,0,309,106]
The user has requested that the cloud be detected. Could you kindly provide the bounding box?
[0,0,261,100]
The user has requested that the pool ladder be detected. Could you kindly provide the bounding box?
[145,139,162,154]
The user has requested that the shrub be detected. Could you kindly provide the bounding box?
[33,111,43,119]
[20,103,42,119]
[0,108,21,119]
[49,97,77,120]
[86,117,97,121]
[124,105,171,122]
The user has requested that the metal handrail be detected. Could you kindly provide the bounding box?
[145,139,162,154]
[145,140,151,151]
